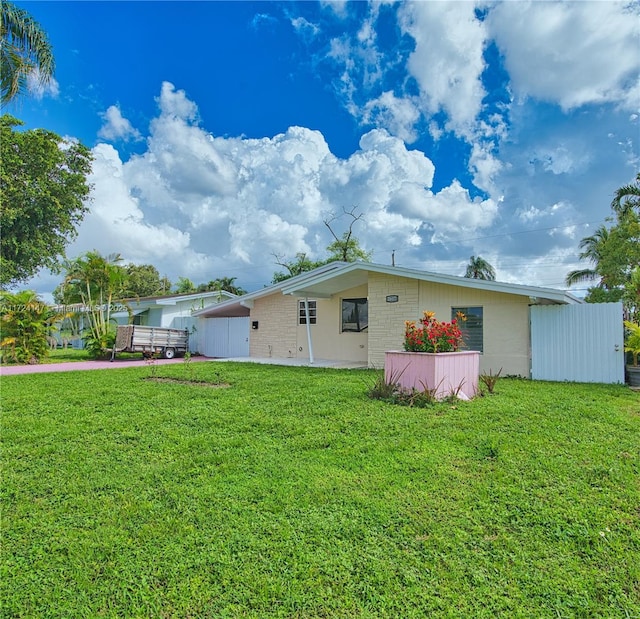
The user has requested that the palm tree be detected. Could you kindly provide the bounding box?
[1,1,55,105]
[175,277,196,294]
[612,173,640,217]
[464,256,496,281]
[59,252,127,355]
[565,225,610,287]
[214,276,245,296]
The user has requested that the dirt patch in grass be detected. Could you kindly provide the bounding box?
[142,376,231,388]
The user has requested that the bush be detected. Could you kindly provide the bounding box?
[0,291,57,364]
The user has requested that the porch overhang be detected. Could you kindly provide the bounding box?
[193,300,250,318]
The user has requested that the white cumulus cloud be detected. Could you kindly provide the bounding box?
[98,105,142,142]
[486,1,640,111]
[63,84,503,290]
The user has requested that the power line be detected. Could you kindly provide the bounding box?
[373,220,605,257]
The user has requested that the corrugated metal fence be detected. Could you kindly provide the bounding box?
[530,302,624,384]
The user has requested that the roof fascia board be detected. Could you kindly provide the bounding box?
[160,291,234,304]
[283,261,578,304]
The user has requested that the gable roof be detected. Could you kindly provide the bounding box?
[192,262,348,317]
[193,261,581,318]
[280,262,582,305]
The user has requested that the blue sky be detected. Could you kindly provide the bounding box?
[8,0,640,295]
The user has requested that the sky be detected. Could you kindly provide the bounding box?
[7,0,640,297]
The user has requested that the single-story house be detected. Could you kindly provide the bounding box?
[51,291,236,350]
[193,261,584,377]
[114,290,237,329]
[113,290,237,353]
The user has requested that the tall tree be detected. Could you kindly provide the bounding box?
[58,252,127,356]
[0,115,93,287]
[272,208,371,283]
[271,253,326,284]
[121,264,171,298]
[1,1,55,105]
[565,226,613,287]
[464,255,496,281]
[612,173,640,217]
[623,267,640,324]
[212,276,245,296]
[174,277,196,294]
[566,174,640,310]
[194,277,245,295]
[324,207,372,262]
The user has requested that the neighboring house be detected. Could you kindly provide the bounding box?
[193,261,583,377]
[114,290,237,353]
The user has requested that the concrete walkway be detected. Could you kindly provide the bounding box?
[0,356,368,376]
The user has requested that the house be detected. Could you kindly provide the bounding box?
[114,290,237,352]
[115,290,236,328]
[193,261,583,377]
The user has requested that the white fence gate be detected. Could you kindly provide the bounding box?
[200,317,249,358]
[169,316,199,354]
[530,302,624,384]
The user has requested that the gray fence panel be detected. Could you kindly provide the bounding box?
[530,302,624,384]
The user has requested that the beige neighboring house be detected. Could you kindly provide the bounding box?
[193,261,582,377]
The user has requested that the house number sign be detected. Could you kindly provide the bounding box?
[385,295,399,303]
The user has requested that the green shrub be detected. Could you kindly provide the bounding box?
[0,291,57,364]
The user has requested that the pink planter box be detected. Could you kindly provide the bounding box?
[384,350,480,400]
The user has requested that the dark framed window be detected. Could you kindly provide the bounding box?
[452,306,483,352]
[342,298,368,332]
[299,300,317,325]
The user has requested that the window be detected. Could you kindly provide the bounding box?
[452,306,483,352]
[342,298,368,332]
[299,300,317,325]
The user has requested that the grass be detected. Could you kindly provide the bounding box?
[44,348,143,364]
[1,363,639,618]
[42,348,90,363]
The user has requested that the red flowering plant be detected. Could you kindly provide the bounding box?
[403,311,465,353]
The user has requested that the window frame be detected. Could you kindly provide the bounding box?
[451,306,483,353]
[341,297,368,333]
[299,300,317,325]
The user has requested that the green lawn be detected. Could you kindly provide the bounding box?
[1,363,639,618]
[43,348,141,363]
[42,347,90,363]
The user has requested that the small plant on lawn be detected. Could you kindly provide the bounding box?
[183,351,196,380]
[366,370,400,400]
[367,372,439,408]
[442,378,467,402]
[404,310,465,353]
[144,352,160,377]
[397,384,439,408]
[479,368,503,394]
